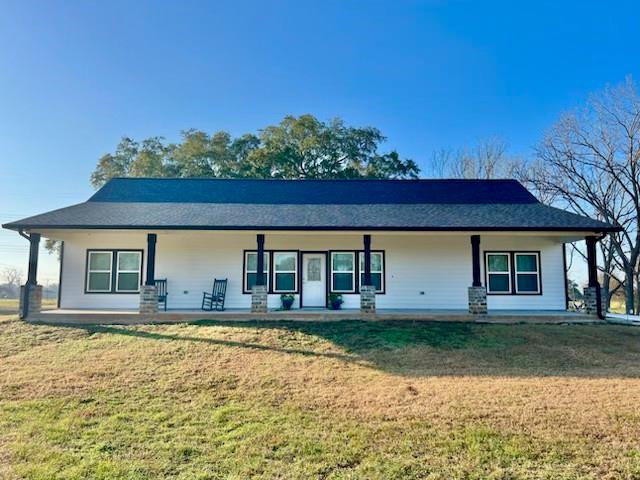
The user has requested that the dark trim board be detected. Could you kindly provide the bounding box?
[5,224,621,233]
[84,249,144,294]
[484,250,543,296]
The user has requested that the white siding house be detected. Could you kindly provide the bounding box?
[3,178,619,319]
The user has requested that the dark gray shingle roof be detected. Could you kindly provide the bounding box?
[2,178,619,233]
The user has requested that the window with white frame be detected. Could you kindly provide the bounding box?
[359,251,384,292]
[86,250,142,293]
[514,253,541,293]
[331,252,355,292]
[87,251,113,292]
[486,253,511,294]
[116,251,142,292]
[245,251,269,291]
[273,252,298,292]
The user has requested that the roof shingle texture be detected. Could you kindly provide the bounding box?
[3,178,619,232]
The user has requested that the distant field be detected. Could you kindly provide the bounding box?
[0,299,56,314]
[1,315,639,479]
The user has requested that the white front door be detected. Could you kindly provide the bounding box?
[302,253,326,307]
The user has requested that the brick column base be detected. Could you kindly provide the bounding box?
[251,285,268,313]
[139,285,159,315]
[583,286,600,316]
[19,284,42,318]
[468,286,487,315]
[360,285,376,314]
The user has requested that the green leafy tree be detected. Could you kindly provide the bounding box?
[90,115,419,187]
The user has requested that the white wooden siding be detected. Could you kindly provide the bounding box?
[57,231,566,311]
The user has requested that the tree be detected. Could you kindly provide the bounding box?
[523,77,640,314]
[2,267,23,287]
[429,138,521,179]
[90,115,419,187]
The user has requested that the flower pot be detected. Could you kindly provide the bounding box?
[281,297,294,310]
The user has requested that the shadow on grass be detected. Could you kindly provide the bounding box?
[60,319,640,378]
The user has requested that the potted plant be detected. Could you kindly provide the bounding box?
[328,293,343,310]
[280,294,295,310]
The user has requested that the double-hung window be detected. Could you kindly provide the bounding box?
[486,253,511,294]
[485,252,542,295]
[86,250,142,293]
[359,251,384,292]
[273,252,297,292]
[514,253,541,294]
[87,251,113,292]
[116,251,143,292]
[245,251,269,291]
[331,252,355,292]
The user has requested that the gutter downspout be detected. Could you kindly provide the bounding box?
[594,232,608,321]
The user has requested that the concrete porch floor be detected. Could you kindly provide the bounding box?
[29,308,601,325]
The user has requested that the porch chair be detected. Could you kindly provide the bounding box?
[155,278,168,311]
[202,278,227,311]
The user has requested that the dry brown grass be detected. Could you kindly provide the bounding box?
[0,316,639,479]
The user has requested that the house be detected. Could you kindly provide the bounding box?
[2,178,619,320]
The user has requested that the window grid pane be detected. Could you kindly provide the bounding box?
[488,254,509,272]
[488,273,510,293]
[332,253,354,272]
[516,254,538,273]
[88,272,111,291]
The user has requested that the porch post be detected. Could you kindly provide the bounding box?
[140,233,159,315]
[19,233,43,319]
[26,233,40,286]
[583,235,602,318]
[145,233,157,286]
[468,235,487,314]
[256,234,265,286]
[360,234,375,314]
[252,234,268,313]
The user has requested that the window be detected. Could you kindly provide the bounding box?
[486,253,511,294]
[307,258,321,281]
[86,250,142,293]
[245,251,269,291]
[359,251,384,292]
[116,251,142,292]
[515,253,540,294]
[273,252,297,292]
[87,251,113,292]
[485,251,542,295]
[331,252,355,292]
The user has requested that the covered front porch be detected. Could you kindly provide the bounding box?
[17,228,605,321]
[29,307,599,325]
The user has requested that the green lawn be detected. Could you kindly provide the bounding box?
[1,315,639,479]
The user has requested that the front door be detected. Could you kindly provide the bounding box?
[302,253,326,307]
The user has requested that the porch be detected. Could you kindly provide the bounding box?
[29,308,600,325]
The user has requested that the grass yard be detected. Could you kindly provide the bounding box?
[1,315,639,479]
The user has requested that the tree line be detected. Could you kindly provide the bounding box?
[90,78,640,314]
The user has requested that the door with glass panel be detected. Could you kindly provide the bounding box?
[302,253,326,307]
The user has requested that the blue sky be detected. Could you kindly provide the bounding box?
[1,0,638,283]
